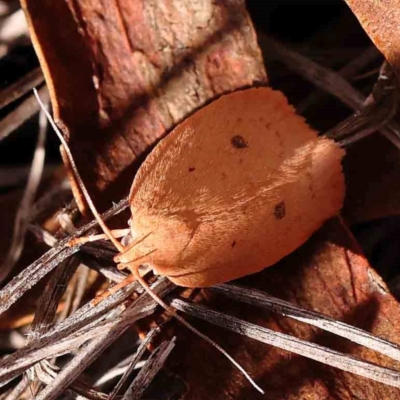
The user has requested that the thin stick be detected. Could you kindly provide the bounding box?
[33,88,124,253]
[34,89,264,394]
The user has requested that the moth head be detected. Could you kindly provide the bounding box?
[114,207,193,273]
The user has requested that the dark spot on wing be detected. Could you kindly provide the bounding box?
[231,135,248,149]
[231,241,236,248]
[188,166,195,172]
[274,201,286,220]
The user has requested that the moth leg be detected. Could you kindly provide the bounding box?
[91,272,136,306]
[69,228,131,246]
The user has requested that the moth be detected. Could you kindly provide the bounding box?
[113,87,345,286]
[36,86,345,393]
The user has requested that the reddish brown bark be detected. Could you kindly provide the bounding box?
[20,0,267,211]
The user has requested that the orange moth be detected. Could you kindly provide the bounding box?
[35,86,344,393]
[114,87,345,286]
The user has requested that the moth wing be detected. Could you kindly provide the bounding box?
[163,137,344,287]
[130,87,316,215]
[126,88,344,287]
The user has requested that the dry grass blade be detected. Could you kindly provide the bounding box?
[82,242,121,265]
[39,276,139,342]
[31,280,173,400]
[264,36,364,108]
[0,67,44,110]
[0,313,120,388]
[297,45,381,113]
[30,258,86,396]
[3,376,30,400]
[28,224,58,247]
[92,355,143,389]
[0,102,48,284]
[0,197,129,316]
[0,85,48,142]
[0,245,77,316]
[81,254,128,283]
[0,277,173,388]
[33,363,108,400]
[0,7,28,53]
[0,291,133,386]
[171,298,400,389]
[122,338,176,400]
[212,283,400,362]
[70,385,108,400]
[57,264,90,321]
[28,178,71,223]
[328,62,400,147]
[33,308,125,400]
[4,376,29,400]
[27,256,80,343]
[109,328,159,400]
[264,36,400,149]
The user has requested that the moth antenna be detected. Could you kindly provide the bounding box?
[33,88,124,253]
[35,89,263,394]
[131,267,264,394]
[115,231,155,263]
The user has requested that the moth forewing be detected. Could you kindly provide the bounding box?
[121,88,345,286]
